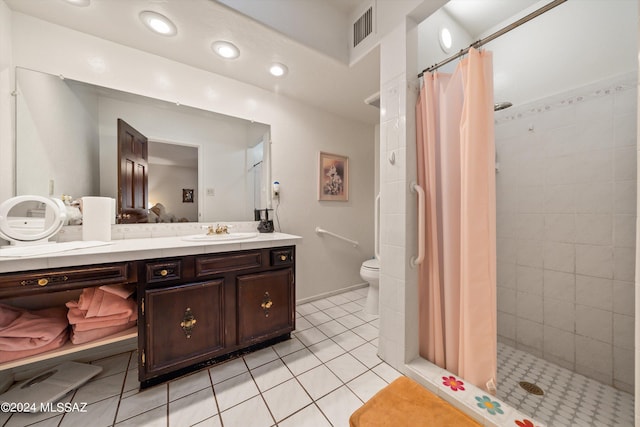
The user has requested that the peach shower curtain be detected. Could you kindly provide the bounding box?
[416,48,497,392]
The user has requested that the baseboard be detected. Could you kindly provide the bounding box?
[296,282,368,305]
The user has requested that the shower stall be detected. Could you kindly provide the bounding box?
[414,0,637,425]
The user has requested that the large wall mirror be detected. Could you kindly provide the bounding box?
[15,67,271,224]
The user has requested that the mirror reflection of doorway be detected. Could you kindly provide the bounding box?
[148,141,198,223]
[117,119,148,224]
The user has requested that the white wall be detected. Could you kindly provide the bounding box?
[0,1,13,204]
[1,11,376,300]
[16,68,99,199]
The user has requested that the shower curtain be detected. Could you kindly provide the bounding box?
[416,48,497,393]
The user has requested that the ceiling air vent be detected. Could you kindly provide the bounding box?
[353,6,373,47]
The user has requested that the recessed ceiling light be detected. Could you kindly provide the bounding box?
[269,63,288,77]
[439,27,453,53]
[211,41,240,59]
[63,0,90,6]
[139,11,177,36]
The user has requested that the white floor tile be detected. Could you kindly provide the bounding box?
[262,378,312,422]
[60,395,119,427]
[121,368,138,396]
[307,339,347,363]
[335,314,366,329]
[353,310,379,323]
[71,372,126,405]
[310,299,335,311]
[282,348,322,376]
[278,404,331,427]
[347,371,388,402]
[27,415,64,426]
[325,353,368,383]
[315,320,348,338]
[114,406,167,427]
[340,301,364,313]
[251,359,294,392]
[243,347,279,370]
[332,330,366,351]
[294,327,329,346]
[316,386,363,427]
[371,363,402,384]
[213,372,259,412]
[296,303,320,316]
[168,387,217,427]
[209,358,248,384]
[272,336,305,357]
[351,323,379,341]
[326,295,352,306]
[219,395,273,427]
[304,311,332,326]
[294,316,314,331]
[296,365,343,400]
[349,342,382,369]
[323,305,350,319]
[168,370,211,402]
[116,384,167,422]
[90,353,132,380]
[192,415,222,427]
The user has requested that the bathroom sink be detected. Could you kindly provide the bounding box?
[182,232,258,242]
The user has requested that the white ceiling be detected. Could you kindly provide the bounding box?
[4,0,546,126]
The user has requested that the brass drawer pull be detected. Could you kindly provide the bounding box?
[159,269,168,277]
[20,275,68,287]
[180,308,197,338]
[261,292,273,317]
[280,254,287,261]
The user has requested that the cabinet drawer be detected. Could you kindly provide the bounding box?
[0,262,134,297]
[237,268,294,345]
[145,260,181,283]
[143,280,224,377]
[195,251,262,277]
[270,248,294,266]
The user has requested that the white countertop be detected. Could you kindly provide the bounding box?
[0,232,301,274]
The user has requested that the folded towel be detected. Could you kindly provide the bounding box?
[70,320,136,345]
[68,306,137,331]
[99,283,135,299]
[0,329,68,363]
[0,304,68,352]
[68,288,136,319]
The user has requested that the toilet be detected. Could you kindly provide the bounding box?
[360,258,380,315]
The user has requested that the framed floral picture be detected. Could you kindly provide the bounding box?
[318,152,349,201]
[182,188,194,203]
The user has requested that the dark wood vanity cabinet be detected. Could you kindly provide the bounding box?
[138,246,295,386]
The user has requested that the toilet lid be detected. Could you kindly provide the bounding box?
[362,258,379,270]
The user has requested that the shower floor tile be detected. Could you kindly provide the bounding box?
[497,342,634,427]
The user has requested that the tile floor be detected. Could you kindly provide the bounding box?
[497,343,634,427]
[1,287,402,427]
[1,287,634,427]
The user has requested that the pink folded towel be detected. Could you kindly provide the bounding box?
[69,288,136,319]
[0,329,68,363]
[99,283,135,299]
[67,307,138,331]
[70,320,136,345]
[0,304,68,356]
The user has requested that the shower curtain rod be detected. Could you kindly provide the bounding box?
[417,0,567,77]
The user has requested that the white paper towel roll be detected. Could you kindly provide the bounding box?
[82,197,113,242]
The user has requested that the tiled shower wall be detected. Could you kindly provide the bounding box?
[495,73,637,393]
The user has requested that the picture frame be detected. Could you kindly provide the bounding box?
[318,151,349,201]
[182,188,194,203]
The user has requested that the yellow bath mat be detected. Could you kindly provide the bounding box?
[349,376,481,426]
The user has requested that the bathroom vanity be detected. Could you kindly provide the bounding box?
[0,232,300,388]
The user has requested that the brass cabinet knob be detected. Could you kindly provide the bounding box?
[159,269,168,277]
[37,278,49,286]
[280,254,287,261]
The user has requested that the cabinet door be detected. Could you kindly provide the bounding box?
[143,280,224,378]
[237,268,294,345]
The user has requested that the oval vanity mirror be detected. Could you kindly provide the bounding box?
[0,195,67,245]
